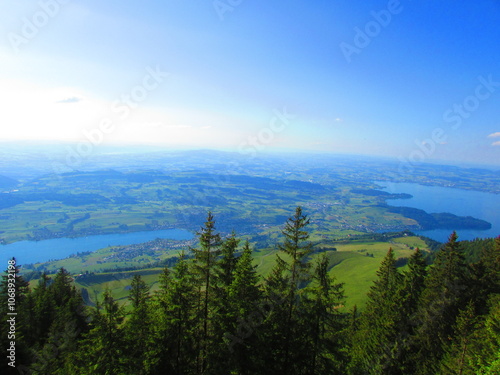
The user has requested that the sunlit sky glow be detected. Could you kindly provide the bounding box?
[0,1,499,165]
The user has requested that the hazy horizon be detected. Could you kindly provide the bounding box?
[1,141,499,173]
[1,1,499,166]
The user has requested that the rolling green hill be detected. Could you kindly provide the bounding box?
[25,234,431,310]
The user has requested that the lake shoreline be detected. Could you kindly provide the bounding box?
[374,181,499,242]
[0,225,190,246]
[0,228,194,266]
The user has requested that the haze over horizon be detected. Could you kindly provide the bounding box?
[1,1,499,166]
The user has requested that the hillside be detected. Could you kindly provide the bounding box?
[6,209,500,375]
[0,161,494,244]
[23,227,432,310]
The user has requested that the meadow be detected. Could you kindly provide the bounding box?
[26,232,430,310]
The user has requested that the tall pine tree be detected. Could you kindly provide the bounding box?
[30,268,88,374]
[190,212,222,374]
[72,290,127,374]
[350,248,404,374]
[150,253,199,374]
[262,206,314,374]
[225,240,263,375]
[123,274,152,374]
[209,232,240,373]
[412,231,470,374]
[439,300,479,375]
[397,248,428,373]
[303,254,346,374]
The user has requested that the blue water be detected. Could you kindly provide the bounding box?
[375,181,500,242]
[0,229,193,266]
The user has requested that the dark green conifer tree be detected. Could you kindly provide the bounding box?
[225,240,263,374]
[439,300,479,375]
[49,268,88,332]
[412,231,470,374]
[169,253,202,375]
[476,297,500,373]
[190,212,222,374]
[216,231,239,289]
[279,206,313,370]
[20,272,52,350]
[147,264,174,373]
[261,206,314,374]
[397,248,428,372]
[260,249,290,374]
[208,232,241,374]
[303,254,346,374]
[401,248,428,317]
[30,268,88,374]
[123,274,152,374]
[350,248,404,374]
[471,236,500,314]
[30,320,82,375]
[72,290,127,374]
[150,252,199,374]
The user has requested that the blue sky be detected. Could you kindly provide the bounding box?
[0,0,499,166]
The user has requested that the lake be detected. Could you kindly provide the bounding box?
[0,229,193,267]
[375,181,500,242]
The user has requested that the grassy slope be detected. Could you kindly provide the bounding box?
[331,236,427,309]
[40,236,429,312]
[253,236,427,310]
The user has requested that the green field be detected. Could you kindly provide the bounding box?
[26,234,431,311]
[3,151,494,313]
[1,152,493,246]
[0,169,418,245]
[252,235,428,309]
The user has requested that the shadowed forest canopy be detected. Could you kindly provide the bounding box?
[1,208,499,374]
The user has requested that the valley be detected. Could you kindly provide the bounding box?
[1,149,497,310]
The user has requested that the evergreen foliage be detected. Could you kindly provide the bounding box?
[350,248,405,374]
[413,231,470,374]
[2,213,498,375]
[302,254,346,374]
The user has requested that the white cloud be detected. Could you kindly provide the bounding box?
[0,79,102,141]
[0,78,258,149]
[56,97,82,104]
[492,141,500,147]
[487,132,500,138]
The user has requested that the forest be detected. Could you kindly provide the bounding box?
[1,207,499,374]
